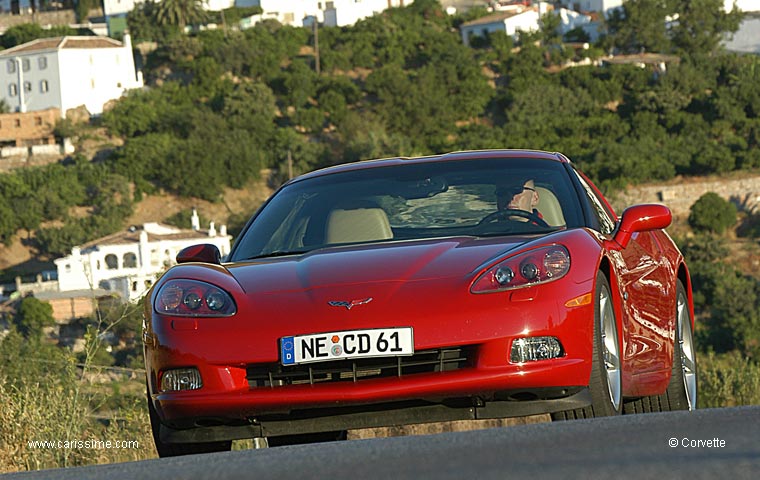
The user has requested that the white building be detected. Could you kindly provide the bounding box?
[54,218,232,302]
[237,0,405,28]
[0,34,143,117]
[102,0,143,17]
[103,0,235,17]
[568,0,623,16]
[460,7,541,46]
[725,0,760,13]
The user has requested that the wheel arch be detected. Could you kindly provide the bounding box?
[677,262,696,329]
[596,253,629,391]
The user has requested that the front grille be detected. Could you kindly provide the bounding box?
[247,347,473,388]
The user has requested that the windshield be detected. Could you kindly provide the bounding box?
[230,157,584,260]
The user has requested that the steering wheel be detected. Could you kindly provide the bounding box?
[478,208,549,228]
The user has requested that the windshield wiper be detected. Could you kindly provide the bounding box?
[246,250,310,260]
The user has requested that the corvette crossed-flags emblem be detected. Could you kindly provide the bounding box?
[328,298,373,310]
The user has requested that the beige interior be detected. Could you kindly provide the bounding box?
[535,187,566,227]
[326,207,393,244]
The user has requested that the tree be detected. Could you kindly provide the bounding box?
[669,0,742,57]
[688,192,737,234]
[604,0,673,54]
[154,0,208,30]
[14,296,55,340]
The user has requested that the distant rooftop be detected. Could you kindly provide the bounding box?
[461,9,532,27]
[0,36,124,56]
[77,223,223,252]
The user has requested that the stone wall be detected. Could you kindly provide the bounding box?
[613,173,760,219]
[0,8,104,32]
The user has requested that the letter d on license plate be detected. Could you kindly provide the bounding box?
[281,327,413,365]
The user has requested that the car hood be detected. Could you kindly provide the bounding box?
[227,237,533,294]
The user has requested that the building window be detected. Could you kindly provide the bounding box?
[38,56,47,69]
[40,80,48,93]
[23,81,31,93]
[132,281,138,292]
[14,119,20,127]
[9,84,17,97]
[123,252,137,268]
[65,264,71,273]
[22,58,30,72]
[7,60,15,73]
[105,254,118,270]
[97,260,101,270]
[34,116,42,126]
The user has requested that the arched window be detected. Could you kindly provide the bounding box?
[105,254,118,270]
[123,252,137,268]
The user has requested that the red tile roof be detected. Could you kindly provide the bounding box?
[0,36,123,56]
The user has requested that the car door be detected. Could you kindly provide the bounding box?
[573,170,671,382]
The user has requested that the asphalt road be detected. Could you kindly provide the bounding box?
[6,406,759,480]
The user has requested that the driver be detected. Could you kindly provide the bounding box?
[496,178,541,219]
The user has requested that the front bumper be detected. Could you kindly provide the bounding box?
[158,386,592,444]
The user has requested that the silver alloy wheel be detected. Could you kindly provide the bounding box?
[677,291,698,410]
[599,285,622,411]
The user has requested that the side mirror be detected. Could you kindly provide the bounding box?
[613,204,672,248]
[176,244,222,265]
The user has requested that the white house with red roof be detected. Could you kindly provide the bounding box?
[460,5,543,46]
[0,34,143,117]
[54,217,231,302]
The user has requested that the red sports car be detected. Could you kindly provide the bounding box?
[143,149,697,456]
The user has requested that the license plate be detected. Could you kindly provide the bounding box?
[280,327,414,365]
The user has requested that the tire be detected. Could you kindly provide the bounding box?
[662,279,698,411]
[147,390,232,457]
[553,272,622,420]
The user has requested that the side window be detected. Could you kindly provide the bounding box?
[574,170,616,235]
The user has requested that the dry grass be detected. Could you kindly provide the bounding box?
[0,372,155,473]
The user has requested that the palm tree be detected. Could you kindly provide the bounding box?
[154,0,208,30]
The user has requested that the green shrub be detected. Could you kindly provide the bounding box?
[698,351,760,408]
[688,192,737,234]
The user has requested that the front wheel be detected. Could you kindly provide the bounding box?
[552,272,622,420]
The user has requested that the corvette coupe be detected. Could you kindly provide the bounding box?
[143,149,697,457]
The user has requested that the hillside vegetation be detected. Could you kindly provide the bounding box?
[1,0,759,471]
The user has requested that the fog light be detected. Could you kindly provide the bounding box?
[161,368,202,392]
[510,337,563,363]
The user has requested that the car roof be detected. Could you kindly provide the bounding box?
[287,149,571,185]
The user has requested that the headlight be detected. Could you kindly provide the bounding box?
[471,245,570,294]
[154,279,236,317]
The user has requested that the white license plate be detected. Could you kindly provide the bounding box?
[280,327,414,365]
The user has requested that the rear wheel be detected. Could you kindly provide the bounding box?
[663,280,698,411]
[553,272,622,420]
[147,390,232,457]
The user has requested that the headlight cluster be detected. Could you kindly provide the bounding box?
[471,245,571,294]
[155,279,236,317]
